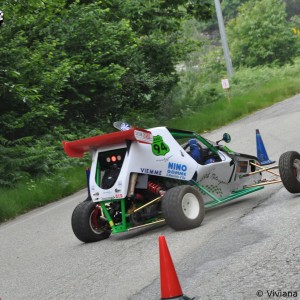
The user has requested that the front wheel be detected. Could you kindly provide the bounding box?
[279,151,300,194]
[71,200,111,243]
[162,185,205,230]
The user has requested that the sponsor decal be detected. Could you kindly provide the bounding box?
[120,122,131,131]
[152,135,170,156]
[115,193,123,198]
[140,168,162,176]
[167,162,187,179]
[237,161,248,173]
[103,190,112,195]
[156,154,173,162]
[134,130,153,144]
[102,197,114,201]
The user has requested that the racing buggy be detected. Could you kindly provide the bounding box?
[63,124,300,243]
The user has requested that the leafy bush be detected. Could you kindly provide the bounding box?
[227,0,298,67]
[0,129,92,187]
[230,58,300,93]
[0,0,213,187]
[168,60,300,132]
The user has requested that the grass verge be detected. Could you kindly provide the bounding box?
[168,73,300,132]
[0,166,87,223]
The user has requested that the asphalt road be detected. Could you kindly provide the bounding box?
[1,95,300,300]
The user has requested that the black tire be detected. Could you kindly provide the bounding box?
[279,151,300,194]
[162,185,205,230]
[71,201,111,243]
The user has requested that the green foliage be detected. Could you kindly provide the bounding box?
[230,59,300,92]
[0,0,213,187]
[285,0,300,18]
[0,0,212,138]
[161,43,226,120]
[168,59,300,132]
[0,131,89,188]
[222,0,248,21]
[0,166,87,222]
[164,70,223,120]
[227,0,298,67]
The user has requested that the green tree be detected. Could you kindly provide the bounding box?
[227,0,297,67]
[0,0,213,186]
[0,0,212,138]
[284,0,300,19]
[222,0,248,21]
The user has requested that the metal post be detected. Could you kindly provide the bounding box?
[214,0,234,78]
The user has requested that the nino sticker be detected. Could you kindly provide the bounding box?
[152,135,170,156]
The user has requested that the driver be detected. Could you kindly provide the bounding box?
[188,139,201,163]
[188,139,216,165]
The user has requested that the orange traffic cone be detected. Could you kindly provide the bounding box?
[159,236,195,300]
[256,129,275,166]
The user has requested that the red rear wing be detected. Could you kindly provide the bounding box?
[62,128,153,158]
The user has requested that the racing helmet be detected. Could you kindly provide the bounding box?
[188,139,201,163]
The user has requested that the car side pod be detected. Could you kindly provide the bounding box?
[256,129,275,165]
[159,236,198,300]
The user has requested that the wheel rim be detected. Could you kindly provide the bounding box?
[293,158,300,182]
[181,193,200,219]
[89,208,105,234]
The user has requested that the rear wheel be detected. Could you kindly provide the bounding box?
[162,185,205,230]
[279,151,300,193]
[71,201,111,243]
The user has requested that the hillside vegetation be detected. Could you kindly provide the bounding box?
[1,0,300,221]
